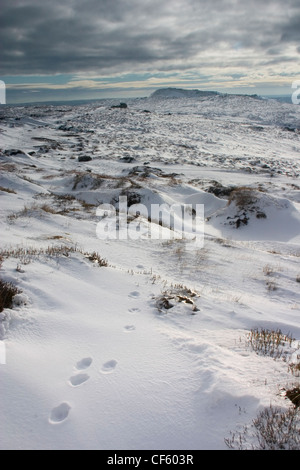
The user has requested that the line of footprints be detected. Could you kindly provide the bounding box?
[49,291,140,425]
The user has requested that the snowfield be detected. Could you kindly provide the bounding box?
[0,92,299,450]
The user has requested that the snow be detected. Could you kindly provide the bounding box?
[0,93,299,450]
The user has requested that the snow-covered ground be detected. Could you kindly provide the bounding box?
[0,93,299,450]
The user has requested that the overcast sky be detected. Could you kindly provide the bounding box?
[0,0,299,103]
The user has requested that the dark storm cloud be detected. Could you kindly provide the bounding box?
[281,14,300,42]
[0,0,299,76]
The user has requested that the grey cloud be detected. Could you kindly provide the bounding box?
[0,0,299,76]
[280,14,300,42]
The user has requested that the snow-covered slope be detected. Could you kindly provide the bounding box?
[0,94,299,450]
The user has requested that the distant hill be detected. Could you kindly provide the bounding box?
[150,88,220,99]
[150,87,264,101]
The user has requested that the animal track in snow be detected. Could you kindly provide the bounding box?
[101,359,118,374]
[69,373,90,387]
[128,307,141,314]
[76,357,93,370]
[68,357,92,387]
[49,402,71,424]
[124,325,136,332]
[128,291,140,299]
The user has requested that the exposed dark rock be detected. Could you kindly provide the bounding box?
[207,181,236,198]
[4,149,27,156]
[256,211,267,219]
[121,190,141,207]
[120,156,136,163]
[111,103,128,109]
